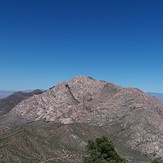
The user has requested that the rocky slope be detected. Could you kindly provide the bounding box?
[3,76,163,159]
[0,89,43,117]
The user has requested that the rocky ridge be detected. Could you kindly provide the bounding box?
[5,76,163,158]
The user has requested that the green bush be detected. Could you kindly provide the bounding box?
[83,136,126,163]
[151,159,161,163]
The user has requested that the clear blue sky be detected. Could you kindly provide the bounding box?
[0,0,163,92]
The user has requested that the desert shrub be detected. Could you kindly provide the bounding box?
[83,136,126,163]
[151,159,161,163]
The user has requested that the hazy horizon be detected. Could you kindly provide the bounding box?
[0,0,163,92]
[0,76,163,93]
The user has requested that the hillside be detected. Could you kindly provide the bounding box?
[0,121,150,163]
[1,76,163,160]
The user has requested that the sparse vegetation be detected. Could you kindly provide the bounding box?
[151,159,161,163]
[83,136,126,163]
[0,122,151,162]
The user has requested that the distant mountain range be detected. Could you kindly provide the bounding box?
[0,90,45,99]
[0,91,15,99]
[148,92,163,102]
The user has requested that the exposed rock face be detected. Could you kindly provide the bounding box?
[9,77,107,122]
[6,76,163,158]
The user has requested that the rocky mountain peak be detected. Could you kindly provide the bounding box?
[3,76,163,158]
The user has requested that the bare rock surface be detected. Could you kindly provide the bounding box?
[4,76,163,158]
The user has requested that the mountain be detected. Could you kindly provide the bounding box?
[0,91,15,99]
[148,92,163,102]
[1,76,163,161]
[0,89,44,117]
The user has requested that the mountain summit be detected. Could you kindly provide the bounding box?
[3,76,163,158]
